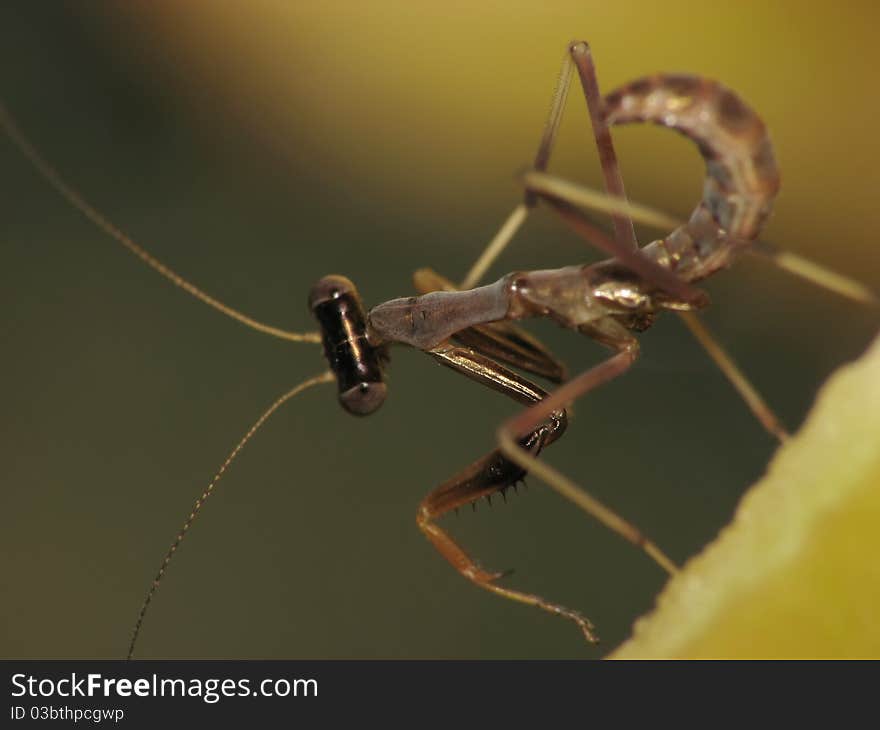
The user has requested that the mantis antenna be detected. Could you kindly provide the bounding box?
[126,370,334,659]
[0,102,321,344]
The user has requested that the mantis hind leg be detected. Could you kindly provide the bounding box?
[497,345,680,578]
[458,40,627,290]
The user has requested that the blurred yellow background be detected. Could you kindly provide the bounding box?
[1,2,877,658]
[102,1,880,271]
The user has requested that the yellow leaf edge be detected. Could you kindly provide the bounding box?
[611,331,880,659]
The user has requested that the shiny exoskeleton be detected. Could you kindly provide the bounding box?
[309,275,387,415]
[11,38,845,657]
[306,43,786,645]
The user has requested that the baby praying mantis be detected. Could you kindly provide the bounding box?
[2,40,874,658]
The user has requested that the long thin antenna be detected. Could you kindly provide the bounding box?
[0,101,321,344]
[126,370,334,659]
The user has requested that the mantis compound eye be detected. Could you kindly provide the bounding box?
[308,275,387,416]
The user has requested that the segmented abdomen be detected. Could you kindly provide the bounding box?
[603,74,780,279]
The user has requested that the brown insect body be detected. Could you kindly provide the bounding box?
[5,40,870,658]
[365,73,779,360]
[304,49,795,645]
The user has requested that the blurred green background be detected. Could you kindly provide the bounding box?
[1,2,877,659]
